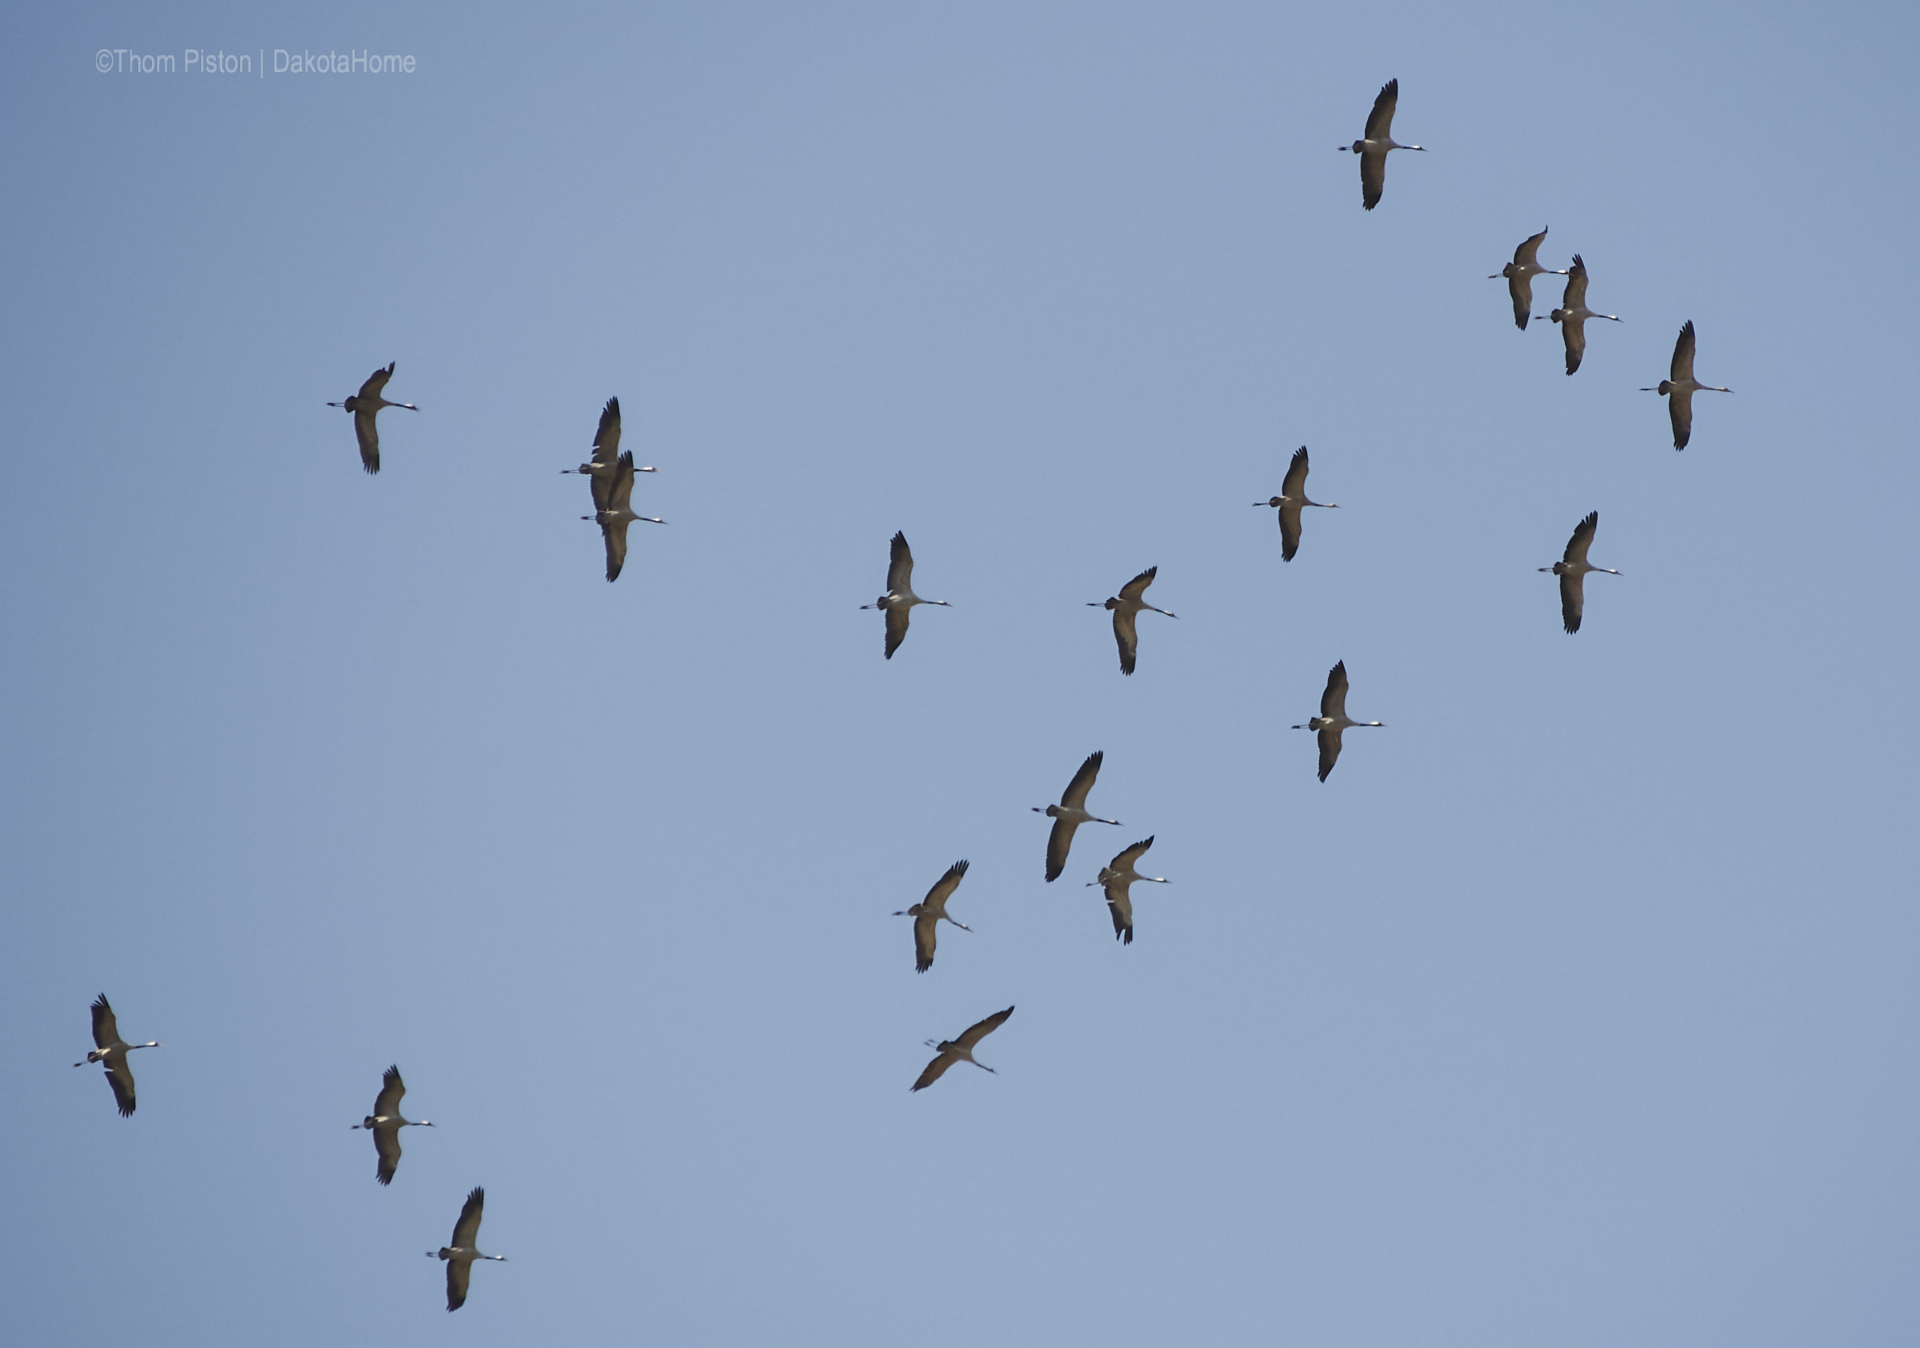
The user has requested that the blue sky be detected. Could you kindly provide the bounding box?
[3,3,1917,1345]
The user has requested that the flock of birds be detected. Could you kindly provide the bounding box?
[73,77,1735,1316]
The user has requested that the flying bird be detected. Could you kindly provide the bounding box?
[911,1006,1015,1092]
[1642,321,1732,450]
[328,363,418,474]
[582,450,665,582]
[1254,446,1340,562]
[1034,750,1122,882]
[1546,256,1621,375]
[1089,566,1177,675]
[73,994,160,1118]
[1339,78,1425,210]
[564,397,656,477]
[1292,661,1385,782]
[861,531,950,659]
[427,1187,507,1312]
[1490,228,1569,331]
[1087,836,1169,946]
[1539,511,1620,634]
[352,1065,433,1186]
[893,860,972,973]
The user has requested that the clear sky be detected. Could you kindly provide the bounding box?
[3,3,1917,1345]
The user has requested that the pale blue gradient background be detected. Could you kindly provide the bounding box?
[3,3,1916,1345]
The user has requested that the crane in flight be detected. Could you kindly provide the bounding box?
[328,363,417,474]
[1034,750,1121,881]
[1088,837,1169,945]
[1539,511,1620,634]
[861,531,950,659]
[911,1006,1014,1092]
[1490,228,1568,331]
[1254,446,1340,562]
[1546,256,1621,375]
[564,397,656,477]
[73,995,160,1118]
[893,860,972,973]
[352,1065,433,1185]
[427,1187,507,1311]
[1339,79,1425,211]
[1089,566,1177,675]
[582,450,665,582]
[1292,661,1384,781]
[1642,321,1732,450]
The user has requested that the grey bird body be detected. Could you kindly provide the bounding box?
[1291,660,1384,781]
[1539,511,1620,633]
[352,1064,433,1185]
[564,397,657,477]
[581,450,666,582]
[1034,750,1122,881]
[893,860,971,973]
[73,994,160,1118]
[1490,228,1569,331]
[1088,836,1169,945]
[861,531,950,659]
[1089,566,1177,675]
[1546,255,1621,375]
[911,1006,1014,1092]
[328,363,418,474]
[1254,446,1339,562]
[1339,79,1425,210]
[1642,321,1732,450]
[427,1187,506,1312]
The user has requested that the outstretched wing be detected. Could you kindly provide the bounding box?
[91,995,118,1050]
[1278,504,1304,561]
[1112,606,1139,676]
[1045,816,1080,883]
[911,1050,957,1092]
[1111,836,1154,870]
[1669,387,1694,450]
[885,531,913,593]
[1060,750,1103,810]
[451,1187,485,1248]
[374,1065,406,1119]
[104,1057,137,1117]
[1564,512,1598,567]
[1360,149,1386,211]
[354,405,381,474]
[1320,661,1349,720]
[1117,566,1157,604]
[358,364,395,400]
[956,1005,1015,1050]
[374,1124,403,1185]
[1671,320,1696,383]
[1513,227,1547,269]
[1507,272,1534,330]
[912,912,938,973]
[1364,79,1398,141]
[1561,313,1587,375]
[1105,884,1134,944]
[602,519,630,583]
[1559,572,1585,634]
[925,859,968,906]
[609,453,637,513]
[446,1258,471,1312]
[1562,254,1589,309]
[882,604,910,659]
[592,397,622,464]
[1317,726,1344,782]
[1281,446,1309,499]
